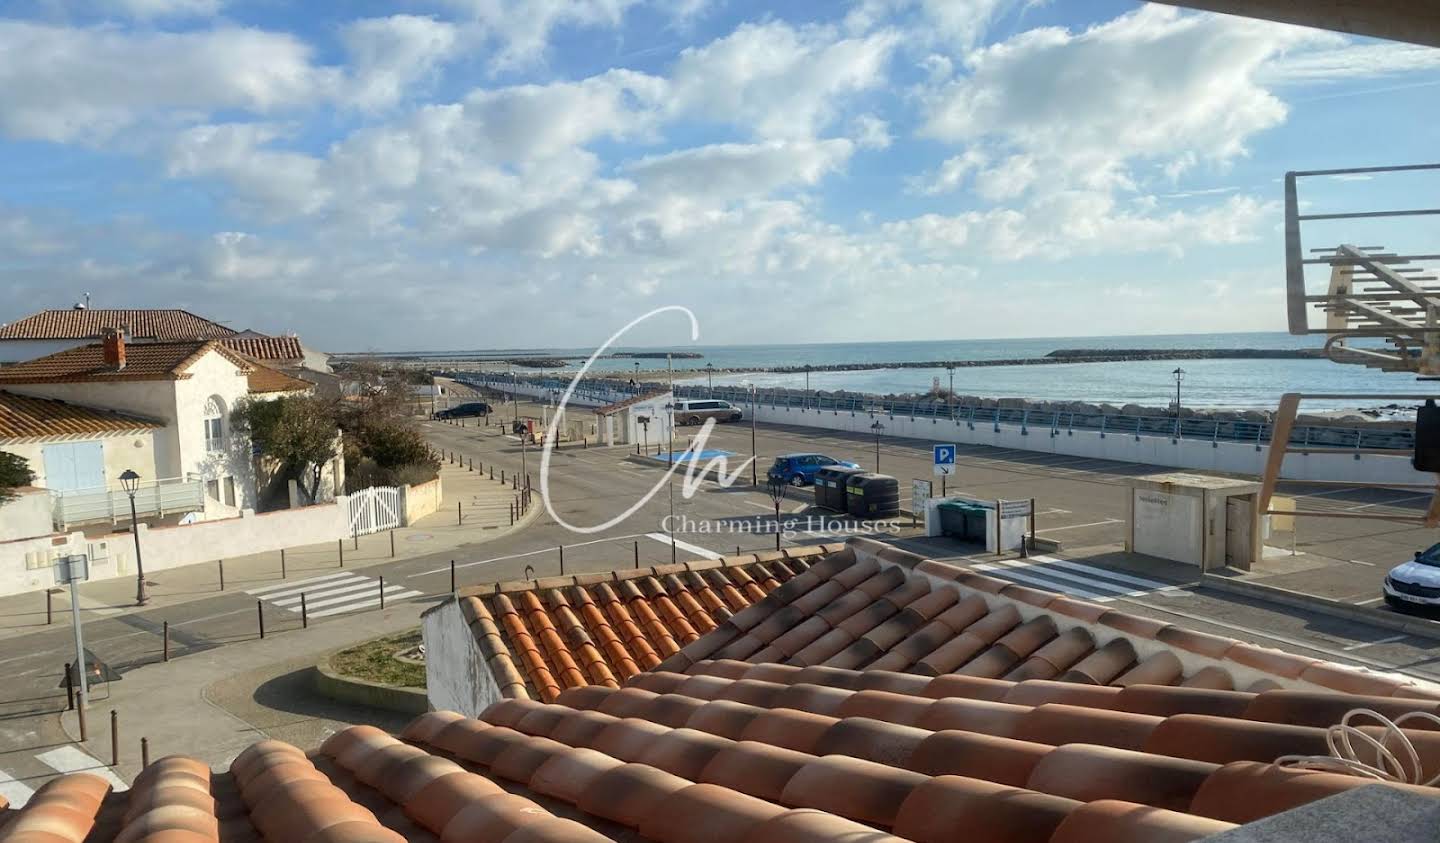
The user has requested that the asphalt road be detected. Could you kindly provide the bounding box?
[2,403,1439,795]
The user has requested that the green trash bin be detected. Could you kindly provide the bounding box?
[938,501,987,542]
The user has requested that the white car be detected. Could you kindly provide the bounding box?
[1382,547,1440,611]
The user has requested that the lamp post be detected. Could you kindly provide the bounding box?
[766,476,788,551]
[664,402,677,563]
[946,364,955,404]
[118,470,148,606]
[1172,368,1185,417]
[804,364,811,407]
[705,362,714,392]
[870,420,885,472]
[743,380,758,486]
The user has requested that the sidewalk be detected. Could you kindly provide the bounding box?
[56,596,428,785]
[0,460,537,642]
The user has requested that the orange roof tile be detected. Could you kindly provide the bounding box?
[0,308,235,340]
[221,335,305,362]
[0,390,162,440]
[0,340,250,384]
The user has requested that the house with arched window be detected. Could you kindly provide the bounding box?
[0,329,319,527]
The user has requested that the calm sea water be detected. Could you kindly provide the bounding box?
[429,332,1436,410]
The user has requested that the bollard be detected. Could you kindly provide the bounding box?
[353,532,359,551]
[457,501,463,526]
[257,600,265,639]
[141,737,150,768]
[634,541,639,569]
[163,621,169,662]
[390,530,396,558]
[489,466,494,479]
[380,576,385,610]
[737,545,742,556]
[468,457,473,471]
[218,559,225,591]
[47,589,53,625]
[510,501,515,525]
[65,662,74,711]
[280,547,287,579]
[339,539,345,567]
[450,560,456,595]
[301,593,308,628]
[559,545,565,576]
[501,469,506,484]
[110,710,119,766]
[512,475,517,490]
[527,474,532,490]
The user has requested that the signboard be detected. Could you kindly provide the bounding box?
[933,444,956,476]
[912,479,932,515]
[57,553,89,584]
[998,499,1032,519]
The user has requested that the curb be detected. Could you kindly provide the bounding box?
[1201,574,1440,641]
[313,656,428,716]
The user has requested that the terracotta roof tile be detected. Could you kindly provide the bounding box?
[0,308,235,340]
[0,390,163,440]
[220,335,305,361]
[0,340,250,384]
[20,537,1440,841]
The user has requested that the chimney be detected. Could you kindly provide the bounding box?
[101,328,126,370]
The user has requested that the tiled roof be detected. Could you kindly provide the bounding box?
[7,664,1439,840]
[0,309,235,340]
[457,548,829,701]
[595,389,670,416]
[0,341,252,384]
[0,391,162,440]
[242,357,315,394]
[221,335,305,362]
[5,538,1440,839]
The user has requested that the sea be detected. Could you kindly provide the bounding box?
[400,332,1439,411]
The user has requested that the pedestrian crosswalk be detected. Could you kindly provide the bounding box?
[246,572,424,619]
[973,554,1190,603]
[0,745,125,807]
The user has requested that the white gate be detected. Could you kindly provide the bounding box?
[347,485,403,536]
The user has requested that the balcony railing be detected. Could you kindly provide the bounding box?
[52,476,206,529]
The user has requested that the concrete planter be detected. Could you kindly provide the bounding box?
[314,656,428,716]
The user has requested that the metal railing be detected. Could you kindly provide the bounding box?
[52,477,206,528]
[457,373,1415,453]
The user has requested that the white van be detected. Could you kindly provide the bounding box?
[672,399,743,425]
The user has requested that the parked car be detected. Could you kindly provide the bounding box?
[767,453,860,487]
[1383,544,1440,612]
[434,401,491,420]
[673,399,742,425]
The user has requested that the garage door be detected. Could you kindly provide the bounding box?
[42,441,106,493]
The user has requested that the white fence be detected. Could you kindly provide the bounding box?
[52,478,205,528]
[347,486,403,536]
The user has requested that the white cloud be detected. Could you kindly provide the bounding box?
[342,16,459,110]
[624,139,854,201]
[920,6,1320,196]
[670,21,899,139]
[444,0,640,70]
[167,124,329,216]
[91,0,224,18]
[0,21,335,142]
[851,114,892,150]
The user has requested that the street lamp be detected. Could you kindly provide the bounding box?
[743,380,758,486]
[118,469,148,606]
[766,475,788,551]
[1172,367,1186,417]
[705,362,714,392]
[946,364,956,404]
[804,364,811,407]
[870,420,885,472]
[664,402,677,563]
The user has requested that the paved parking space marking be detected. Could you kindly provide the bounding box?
[0,767,35,807]
[1034,519,1122,534]
[36,746,126,789]
[645,533,722,560]
[1342,634,1407,651]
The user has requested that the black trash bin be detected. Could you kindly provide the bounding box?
[815,465,866,512]
[938,500,987,543]
[846,473,900,519]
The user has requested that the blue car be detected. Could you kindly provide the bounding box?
[767,453,859,487]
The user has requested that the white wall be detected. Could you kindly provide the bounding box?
[1132,489,1203,565]
[173,351,258,509]
[4,432,160,494]
[0,498,350,597]
[8,380,182,478]
[423,599,495,718]
[743,404,1431,485]
[0,488,53,541]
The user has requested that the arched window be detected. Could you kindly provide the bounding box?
[203,395,226,453]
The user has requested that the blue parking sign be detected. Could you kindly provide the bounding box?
[934,444,956,476]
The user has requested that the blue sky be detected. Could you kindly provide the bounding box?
[0,0,1437,351]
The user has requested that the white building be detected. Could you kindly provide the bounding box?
[0,330,315,522]
[594,390,675,448]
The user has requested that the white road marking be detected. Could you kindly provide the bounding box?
[974,555,1187,603]
[410,533,651,577]
[307,591,424,618]
[36,747,126,789]
[1342,634,1407,651]
[645,533,722,560]
[1349,493,1434,511]
[1034,519,1123,534]
[246,572,356,596]
[0,767,35,807]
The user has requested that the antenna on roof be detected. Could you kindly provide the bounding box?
[73,293,90,310]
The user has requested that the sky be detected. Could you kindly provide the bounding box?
[0,1,1437,352]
